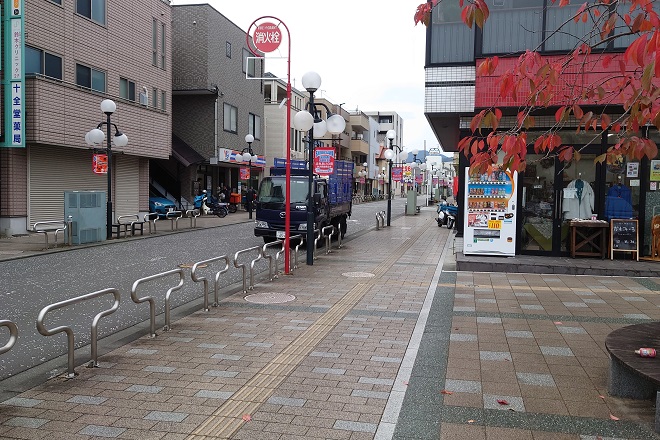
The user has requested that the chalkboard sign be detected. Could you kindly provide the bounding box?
[610,219,639,261]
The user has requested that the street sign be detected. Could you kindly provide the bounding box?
[253,22,282,53]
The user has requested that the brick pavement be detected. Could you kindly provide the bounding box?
[1,209,660,439]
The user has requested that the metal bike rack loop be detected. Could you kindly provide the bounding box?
[0,320,18,355]
[234,246,262,293]
[191,255,231,311]
[321,225,335,254]
[131,269,185,337]
[36,288,120,378]
[290,234,303,271]
[186,209,200,228]
[262,240,284,281]
[312,229,321,260]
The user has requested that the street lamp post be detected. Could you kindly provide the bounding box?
[384,129,401,226]
[85,99,128,240]
[240,134,257,219]
[293,71,346,266]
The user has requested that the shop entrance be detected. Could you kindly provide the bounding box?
[519,152,601,255]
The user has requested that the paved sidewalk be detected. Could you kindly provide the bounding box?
[0,210,659,439]
[0,211,253,262]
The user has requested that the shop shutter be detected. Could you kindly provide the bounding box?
[114,155,140,217]
[29,145,106,226]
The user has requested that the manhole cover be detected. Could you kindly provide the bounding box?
[244,293,296,304]
[342,272,375,278]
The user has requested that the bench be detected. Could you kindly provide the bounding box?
[112,214,145,238]
[606,321,660,432]
[32,220,68,250]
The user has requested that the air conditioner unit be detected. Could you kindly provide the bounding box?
[64,191,106,244]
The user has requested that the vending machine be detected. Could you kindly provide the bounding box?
[463,166,518,256]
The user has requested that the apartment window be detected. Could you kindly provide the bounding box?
[226,42,231,58]
[152,19,158,66]
[223,103,237,133]
[76,0,106,25]
[242,48,255,77]
[120,78,136,101]
[49,0,62,4]
[161,91,166,111]
[26,47,62,80]
[152,88,158,108]
[160,23,166,69]
[248,113,261,140]
[378,116,392,124]
[75,63,105,92]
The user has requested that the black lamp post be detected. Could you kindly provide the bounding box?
[384,129,401,226]
[85,99,128,240]
[241,134,256,219]
[293,71,346,266]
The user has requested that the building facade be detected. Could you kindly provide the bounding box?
[0,0,172,237]
[171,4,264,203]
[424,0,660,257]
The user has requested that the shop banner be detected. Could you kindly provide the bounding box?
[240,167,250,180]
[392,166,403,182]
[314,147,335,175]
[415,173,423,184]
[432,176,438,186]
[92,154,107,174]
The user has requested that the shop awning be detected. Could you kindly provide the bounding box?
[172,134,205,167]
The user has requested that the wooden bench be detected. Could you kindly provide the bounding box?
[32,220,68,250]
[113,214,145,238]
[606,321,660,432]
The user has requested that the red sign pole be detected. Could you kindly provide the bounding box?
[247,17,292,274]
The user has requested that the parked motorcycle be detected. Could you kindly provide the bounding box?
[437,201,457,229]
[193,191,227,218]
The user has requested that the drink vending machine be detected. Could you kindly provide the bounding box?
[463,166,518,256]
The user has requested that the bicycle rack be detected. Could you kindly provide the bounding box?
[321,225,335,254]
[262,240,284,281]
[376,211,386,229]
[312,229,321,260]
[131,269,185,337]
[165,210,183,230]
[292,234,303,270]
[0,320,18,355]
[234,246,262,293]
[36,288,120,377]
[144,213,159,234]
[186,209,200,228]
[191,255,231,311]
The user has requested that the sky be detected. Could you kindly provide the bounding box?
[170,0,441,153]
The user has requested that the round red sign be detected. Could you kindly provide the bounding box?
[253,22,282,53]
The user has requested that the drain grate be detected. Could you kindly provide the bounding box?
[342,272,375,278]
[244,293,296,304]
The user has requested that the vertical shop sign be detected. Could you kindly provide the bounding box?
[313,147,335,175]
[392,166,403,182]
[3,0,24,147]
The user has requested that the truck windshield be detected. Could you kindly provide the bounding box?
[258,177,308,204]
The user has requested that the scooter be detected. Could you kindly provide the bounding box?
[193,192,227,217]
[437,201,458,229]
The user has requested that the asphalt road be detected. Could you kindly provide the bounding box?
[0,197,408,379]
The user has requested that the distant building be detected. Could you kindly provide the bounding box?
[171,3,264,201]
